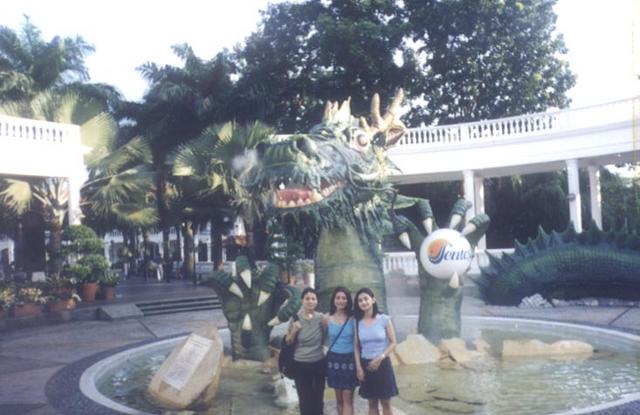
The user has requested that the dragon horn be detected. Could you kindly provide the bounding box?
[370,93,383,127]
[384,88,404,124]
[322,101,334,122]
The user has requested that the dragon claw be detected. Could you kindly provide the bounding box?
[268,316,282,326]
[240,269,252,288]
[257,290,271,306]
[229,282,244,298]
[242,314,252,331]
[399,232,411,249]
[422,218,433,234]
[449,272,460,289]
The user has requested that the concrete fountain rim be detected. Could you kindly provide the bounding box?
[47,317,640,415]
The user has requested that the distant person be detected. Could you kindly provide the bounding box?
[325,287,358,415]
[285,287,325,415]
[354,287,398,415]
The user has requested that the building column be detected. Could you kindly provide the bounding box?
[566,159,582,233]
[473,175,487,249]
[462,170,475,224]
[587,165,602,229]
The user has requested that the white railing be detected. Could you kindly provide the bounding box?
[0,115,80,144]
[398,96,639,148]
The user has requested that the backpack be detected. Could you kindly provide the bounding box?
[278,335,297,379]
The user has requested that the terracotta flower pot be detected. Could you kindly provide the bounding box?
[101,286,115,301]
[11,303,43,318]
[80,282,98,303]
[47,299,76,313]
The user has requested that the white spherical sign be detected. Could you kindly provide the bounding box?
[419,229,473,279]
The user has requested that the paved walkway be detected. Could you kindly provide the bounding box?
[0,280,639,415]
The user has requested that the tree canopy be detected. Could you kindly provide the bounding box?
[232,0,575,131]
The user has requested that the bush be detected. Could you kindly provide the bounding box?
[61,225,109,283]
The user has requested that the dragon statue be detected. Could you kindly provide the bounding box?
[206,90,491,358]
[475,222,640,306]
[201,255,301,361]
[242,89,489,343]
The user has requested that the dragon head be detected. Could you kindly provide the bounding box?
[243,90,406,237]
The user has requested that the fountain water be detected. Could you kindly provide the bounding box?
[79,317,640,415]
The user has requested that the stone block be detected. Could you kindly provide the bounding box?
[395,334,440,365]
[502,339,593,358]
[147,326,224,410]
[438,338,483,363]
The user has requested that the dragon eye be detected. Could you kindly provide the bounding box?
[353,131,370,151]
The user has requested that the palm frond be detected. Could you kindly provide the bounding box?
[0,178,33,213]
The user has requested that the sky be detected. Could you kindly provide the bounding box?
[2,0,640,108]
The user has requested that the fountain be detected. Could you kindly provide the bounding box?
[76,317,640,415]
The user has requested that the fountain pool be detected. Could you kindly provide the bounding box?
[80,317,640,415]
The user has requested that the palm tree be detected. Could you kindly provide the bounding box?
[0,16,93,101]
[129,44,237,277]
[0,91,118,273]
[172,121,274,270]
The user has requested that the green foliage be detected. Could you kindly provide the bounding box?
[44,275,77,301]
[0,16,94,101]
[61,225,109,282]
[600,167,640,233]
[100,271,119,287]
[234,0,411,132]
[234,0,574,130]
[61,225,103,257]
[403,0,575,125]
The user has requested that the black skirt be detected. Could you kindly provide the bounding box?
[358,356,399,400]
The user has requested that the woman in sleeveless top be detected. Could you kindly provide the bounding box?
[325,287,358,415]
[286,287,325,415]
[354,287,398,415]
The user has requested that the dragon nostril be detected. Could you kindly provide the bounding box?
[294,136,317,156]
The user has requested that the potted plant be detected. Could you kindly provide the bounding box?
[0,284,16,319]
[45,275,80,312]
[61,225,109,303]
[99,271,119,301]
[12,285,46,317]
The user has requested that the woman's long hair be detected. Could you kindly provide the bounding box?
[329,286,353,316]
[354,287,379,321]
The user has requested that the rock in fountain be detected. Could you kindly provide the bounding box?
[147,326,224,410]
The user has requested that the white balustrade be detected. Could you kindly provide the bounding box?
[398,96,639,148]
[0,115,79,144]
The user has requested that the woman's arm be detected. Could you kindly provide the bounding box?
[321,314,329,345]
[353,319,365,382]
[285,317,301,345]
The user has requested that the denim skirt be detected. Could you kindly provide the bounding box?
[326,351,358,390]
